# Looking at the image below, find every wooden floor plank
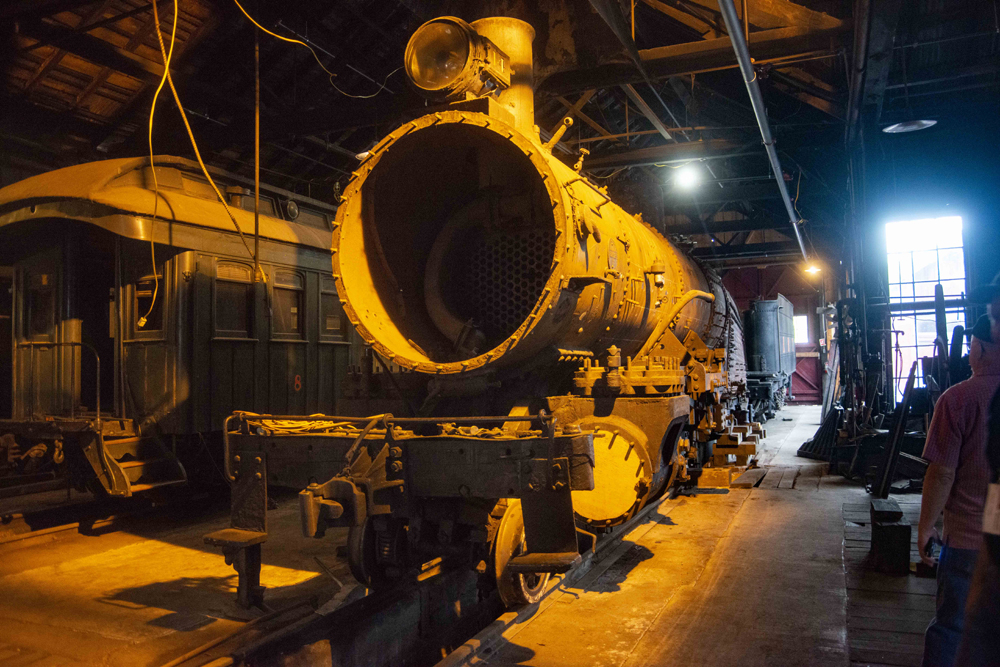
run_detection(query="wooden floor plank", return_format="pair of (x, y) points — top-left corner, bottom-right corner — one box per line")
(848, 615), (928, 634)
(758, 467), (783, 489)
(849, 627), (925, 647)
(778, 467), (798, 489)
(850, 647), (922, 667)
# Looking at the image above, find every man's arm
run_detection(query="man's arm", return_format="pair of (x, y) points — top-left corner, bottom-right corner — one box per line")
(918, 462), (956, 565)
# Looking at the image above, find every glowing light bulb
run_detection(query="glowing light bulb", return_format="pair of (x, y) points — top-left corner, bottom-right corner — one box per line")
(805, 265), (821, 274)
(675, 164), (701, 189)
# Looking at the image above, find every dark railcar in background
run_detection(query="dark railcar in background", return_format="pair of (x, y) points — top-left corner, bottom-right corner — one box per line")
(743, 295), (795, 420)
(0, 156), (352, 497)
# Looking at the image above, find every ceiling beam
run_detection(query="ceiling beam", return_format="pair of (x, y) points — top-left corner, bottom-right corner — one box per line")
(621, 84), (676, 142)
(539, 25), (849, 96)
(677, 0), (845, 30)
(638, 0), (720, 37)
(665, 182), (784, 206)
(19, 18), (166, 82)
(664, 212), (811, 234)
(551, 89), (597, 134)
(556, 95), (614, 137)
(864, 0), (903, 122)
(690, 240), (803, 260)
(585, 139), (747, 169)
(0, 0), (100, 21)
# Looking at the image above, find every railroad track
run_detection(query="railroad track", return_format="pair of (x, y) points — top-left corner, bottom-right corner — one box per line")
(161, 490), (681, 667)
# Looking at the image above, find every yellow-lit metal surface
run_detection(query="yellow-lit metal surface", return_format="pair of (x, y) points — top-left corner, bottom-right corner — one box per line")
(0, 156), (332, 252)
(333, 109), (732, 379)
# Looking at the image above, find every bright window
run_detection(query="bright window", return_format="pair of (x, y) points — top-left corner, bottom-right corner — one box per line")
(885, 216), (966, 400)
(794, 315), (809, 344)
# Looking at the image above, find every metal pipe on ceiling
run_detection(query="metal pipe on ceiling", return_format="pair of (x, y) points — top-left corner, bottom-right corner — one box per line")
(716, 0), (809, 262)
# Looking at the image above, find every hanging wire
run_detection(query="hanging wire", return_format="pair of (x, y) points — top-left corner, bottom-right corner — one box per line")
(139, 0), (180, 327)
(230, 0), (401, 98)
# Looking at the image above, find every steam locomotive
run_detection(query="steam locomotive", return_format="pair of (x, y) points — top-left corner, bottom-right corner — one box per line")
(208, 16), (768, 609)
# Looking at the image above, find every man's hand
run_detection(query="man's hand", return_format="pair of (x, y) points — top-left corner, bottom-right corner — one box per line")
(918, 462), (956, 567)
(918, 525), (941, 566)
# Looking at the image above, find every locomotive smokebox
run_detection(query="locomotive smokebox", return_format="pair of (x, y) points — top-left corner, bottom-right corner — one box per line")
(334, 19), (736, 381)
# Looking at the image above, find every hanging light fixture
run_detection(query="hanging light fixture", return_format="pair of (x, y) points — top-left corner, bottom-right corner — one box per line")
(882, 119), (937, 133)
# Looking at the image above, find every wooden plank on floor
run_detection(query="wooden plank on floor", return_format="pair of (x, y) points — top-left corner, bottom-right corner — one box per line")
(847, 590), (936, 611)
(848, 615), (929, 634)
(758, 467), (784, 489)
(730, 468), (767, 488)
(848, 604), (936, 622)
(850, 627), (925, 648)
(850, 646), (922, 667)
(778, 468), (798, 489)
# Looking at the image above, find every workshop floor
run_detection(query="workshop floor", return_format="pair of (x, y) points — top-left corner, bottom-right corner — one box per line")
(478, 405), (904, 667)
(0, 490), (352, 666)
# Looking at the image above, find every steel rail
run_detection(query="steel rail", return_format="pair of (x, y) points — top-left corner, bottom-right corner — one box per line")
(716, 0), (809, 262)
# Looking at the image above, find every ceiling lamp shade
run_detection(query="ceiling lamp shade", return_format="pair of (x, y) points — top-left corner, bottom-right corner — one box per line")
(882, 119), (937, 133)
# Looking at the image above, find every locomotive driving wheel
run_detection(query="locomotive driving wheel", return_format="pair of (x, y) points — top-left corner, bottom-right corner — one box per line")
(494, 499), (549, 607)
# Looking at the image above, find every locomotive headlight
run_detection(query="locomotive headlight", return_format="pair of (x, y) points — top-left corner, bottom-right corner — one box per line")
(404, 17), (511, 100)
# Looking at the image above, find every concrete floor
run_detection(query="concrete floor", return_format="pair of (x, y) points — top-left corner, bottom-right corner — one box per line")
(479, 405), (872, 667)
(0, 491), (352, 666)
(0, 405), (912, 667)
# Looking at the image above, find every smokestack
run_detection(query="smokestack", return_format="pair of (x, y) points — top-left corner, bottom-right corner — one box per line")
(470, 18), (535, 135)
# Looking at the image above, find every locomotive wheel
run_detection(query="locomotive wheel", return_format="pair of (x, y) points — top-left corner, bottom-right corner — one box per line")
(494, 499), (549, 608)
(570, 417), (653, 528)
(347, 518), (396, 589)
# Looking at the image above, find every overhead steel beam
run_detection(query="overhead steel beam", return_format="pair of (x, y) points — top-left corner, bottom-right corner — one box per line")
(664, 214), (806, 235)
(585, 139), (745, 169)
(665, 182), (783, 206)
(863, 0), (903, 123)
(639, 0), (720, 37)
(621, 84), (675, 142)
(540, 25), (848, 95)
(717, 0), (808, 262)
(677, 0), (845, 30)
(690, 241), (803, 260)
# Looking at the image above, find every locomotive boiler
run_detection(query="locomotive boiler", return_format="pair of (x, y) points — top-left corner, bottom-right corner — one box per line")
(212, 16), (755, 609)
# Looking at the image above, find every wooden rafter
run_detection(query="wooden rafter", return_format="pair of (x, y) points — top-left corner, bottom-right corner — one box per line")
(556, 94), (615, 138)
(21, 0), (115, 93)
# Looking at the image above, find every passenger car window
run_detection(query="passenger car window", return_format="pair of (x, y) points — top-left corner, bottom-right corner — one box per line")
(320, 276), (345, 340)
(26, 273), (55, 339)
(273, 271), (303, 338)
(216, 263), (252, 337)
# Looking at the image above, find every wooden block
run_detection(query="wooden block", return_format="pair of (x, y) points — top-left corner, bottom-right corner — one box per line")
(870, 520), (912, 575)
(730, 468), (767, 488)
(717, 432), (742, 445)
(697, 467), (732, 488)
(871, 498), (904, 523)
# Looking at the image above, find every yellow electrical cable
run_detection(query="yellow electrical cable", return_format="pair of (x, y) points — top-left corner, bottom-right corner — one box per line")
(140, 0), (179, 328)
(150, 0), (258, 268)
(230, 0), (400, 99)
(230, 0), (336, 81)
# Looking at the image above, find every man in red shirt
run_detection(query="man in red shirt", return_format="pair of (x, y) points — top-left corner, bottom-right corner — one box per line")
(919, 313), (1000, 667)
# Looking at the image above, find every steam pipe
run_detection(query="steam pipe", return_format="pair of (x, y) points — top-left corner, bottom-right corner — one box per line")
(716, 0), (809, 262)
